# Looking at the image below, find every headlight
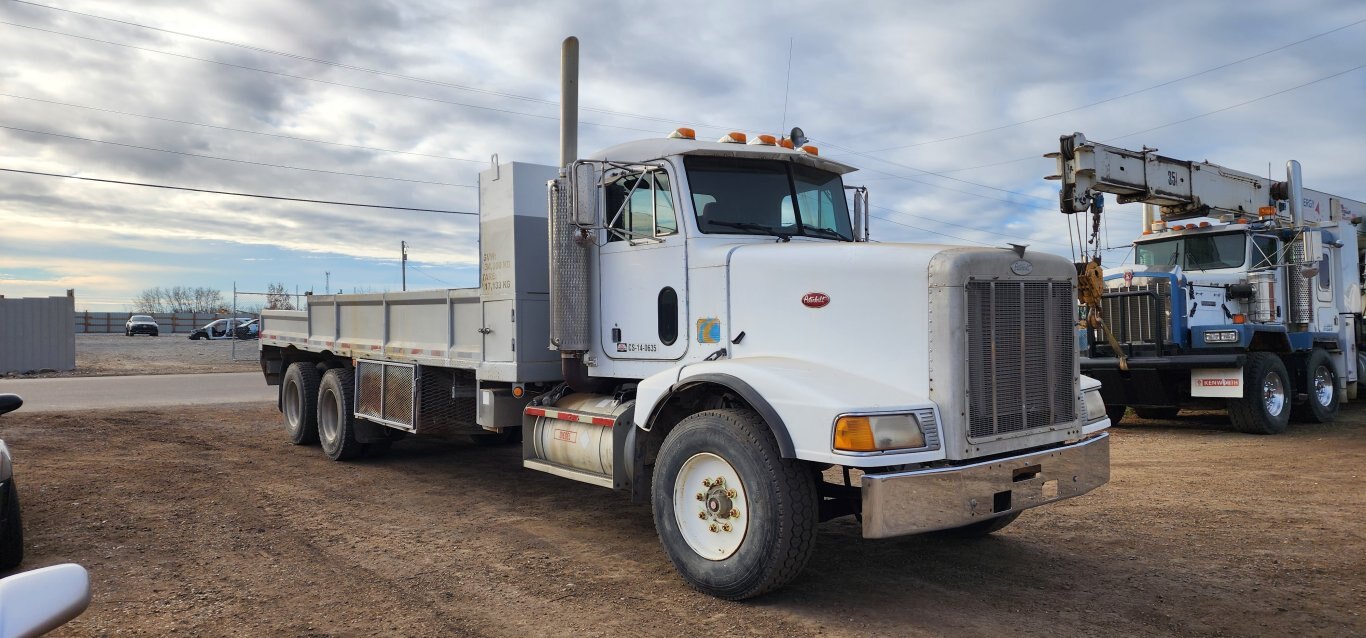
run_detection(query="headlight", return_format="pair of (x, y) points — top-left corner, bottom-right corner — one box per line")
(1084, 388), (1107, 424)
(1204, 330), (1239, 343)
(834, 413), (926, 452)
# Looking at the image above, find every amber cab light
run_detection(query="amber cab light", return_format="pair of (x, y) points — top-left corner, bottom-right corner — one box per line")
(668, 127), (696, 140)
(718, 131), (747, 144)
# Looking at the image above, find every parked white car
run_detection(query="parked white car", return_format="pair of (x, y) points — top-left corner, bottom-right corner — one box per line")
(188, 318), (252, 341)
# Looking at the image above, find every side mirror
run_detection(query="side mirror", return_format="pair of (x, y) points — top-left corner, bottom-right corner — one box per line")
(0, 564), (91, 637)
(571, 162), (599, 226)
(0, 396), (21, 418)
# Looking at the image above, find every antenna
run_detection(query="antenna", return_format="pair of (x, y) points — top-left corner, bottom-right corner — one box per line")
(780, 37), (794, 132)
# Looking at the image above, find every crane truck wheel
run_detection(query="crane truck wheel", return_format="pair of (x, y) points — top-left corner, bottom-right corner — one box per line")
(281, 363), (322, 445)
(1291, 348), (1339, 423)
(317, 368), (365, 461)
(1134, 407), (1180, 420)
(1227, 352), (1291, 435)
(651, 409), (818, 600)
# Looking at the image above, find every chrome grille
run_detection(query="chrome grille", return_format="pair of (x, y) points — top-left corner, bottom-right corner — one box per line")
(1100, 279), (1170, 344)
(966, 280), (1076, 440)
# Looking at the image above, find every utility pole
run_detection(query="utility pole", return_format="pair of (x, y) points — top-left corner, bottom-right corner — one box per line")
(401, 241), (408, 291)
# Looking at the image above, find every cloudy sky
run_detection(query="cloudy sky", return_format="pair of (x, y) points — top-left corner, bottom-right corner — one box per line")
(2, 0), (1363, 310)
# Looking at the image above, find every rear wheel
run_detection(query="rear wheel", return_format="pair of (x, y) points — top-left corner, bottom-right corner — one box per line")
(1134, 407), (1180, 420)
(317, 368), (365, 461)
(1228, 352), (1290, 435)
(1291, 348), (1339, 423)
(652, 409), (817, 600)
(281, 363), (321, 445)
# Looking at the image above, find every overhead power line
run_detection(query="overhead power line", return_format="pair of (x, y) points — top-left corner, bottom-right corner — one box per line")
(0, 94), (487, 164)
(5, 0), (746, 132)
(0, 168), (478, 214)
(0, 20), (665, 135)
(0, 124), (476, 188)
(860, 17), (1366, 154)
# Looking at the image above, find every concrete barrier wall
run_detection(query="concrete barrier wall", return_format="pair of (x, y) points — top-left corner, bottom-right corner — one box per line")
(0, 292), (77, 373)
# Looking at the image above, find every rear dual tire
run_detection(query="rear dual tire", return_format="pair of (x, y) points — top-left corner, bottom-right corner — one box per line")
(281, 363), (321, 445)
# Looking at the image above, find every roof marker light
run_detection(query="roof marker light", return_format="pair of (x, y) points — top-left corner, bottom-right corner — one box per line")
(778, 138), (795, 149)
(668, 127), (696, 140)
(718, 131), (747, 144)
(1258, 206), (1276, 217)
(1199, 221), (1211, 228)
(748, 134), (777, 146)
(800, 145), (819, 155)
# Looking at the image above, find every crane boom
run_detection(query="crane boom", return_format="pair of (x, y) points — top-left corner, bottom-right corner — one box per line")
(1047, 132), (1365, 224)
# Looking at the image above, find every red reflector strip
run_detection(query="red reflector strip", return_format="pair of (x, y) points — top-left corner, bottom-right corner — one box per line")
(523, 407), (614, 427)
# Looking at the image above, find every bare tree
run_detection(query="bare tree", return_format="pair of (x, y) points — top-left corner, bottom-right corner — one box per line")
(130, 286), (225, 313)
(266, 282), (295, 310)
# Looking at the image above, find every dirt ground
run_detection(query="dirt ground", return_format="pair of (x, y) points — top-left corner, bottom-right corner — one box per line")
(1, 402), (1361, 637)
(3, 334), (256, 378)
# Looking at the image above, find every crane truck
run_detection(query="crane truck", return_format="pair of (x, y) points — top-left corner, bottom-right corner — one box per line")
(1052, 132), (1365, 434)
(257, 39), (1112, 599)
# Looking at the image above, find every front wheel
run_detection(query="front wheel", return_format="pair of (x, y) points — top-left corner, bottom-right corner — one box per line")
(1291, 348), (1339, 423)
(0, 479), (23, 571)
(1228, 352), (1291, 435)
(651, 409), (817, 600)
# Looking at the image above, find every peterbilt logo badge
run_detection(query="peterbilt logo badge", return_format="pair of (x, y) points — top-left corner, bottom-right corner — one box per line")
(1010, 260), (1034, 276)
(1124, 270), (1134, 285)
(801, 292), (830, 308)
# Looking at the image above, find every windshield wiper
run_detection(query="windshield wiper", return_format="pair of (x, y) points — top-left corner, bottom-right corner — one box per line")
(800, 226), (849, 241)
(708, 220), (794, 241)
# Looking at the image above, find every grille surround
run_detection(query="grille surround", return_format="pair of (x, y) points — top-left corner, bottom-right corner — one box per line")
(1100, 278), (1171, 344)
(965, 279), (1077, 441)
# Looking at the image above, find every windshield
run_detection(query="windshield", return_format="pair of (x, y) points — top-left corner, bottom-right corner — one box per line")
(1134, 232), (1246, 271)
(130, 315), (152, 321)
(684, 156), (853, 240)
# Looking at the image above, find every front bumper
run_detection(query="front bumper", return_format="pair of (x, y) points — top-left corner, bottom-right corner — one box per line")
(127, 325), (158, 334)
(860, 433), (1110, 538)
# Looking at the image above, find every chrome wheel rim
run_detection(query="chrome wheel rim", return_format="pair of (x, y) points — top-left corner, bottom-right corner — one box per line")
(318, 387), (340, 445)
(1263, 371), (1286, 417)
(673, 452), (749, 561)
(1313, 365), (1334, 407)
(284, 379), (302, 430)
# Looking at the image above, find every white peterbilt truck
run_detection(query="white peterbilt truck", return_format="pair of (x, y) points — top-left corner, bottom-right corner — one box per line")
(1053, 132), (1366, 434)
(257, 39), (1111, 599)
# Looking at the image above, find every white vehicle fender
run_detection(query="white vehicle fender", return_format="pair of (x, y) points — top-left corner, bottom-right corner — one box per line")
(635, 357), (939, 464)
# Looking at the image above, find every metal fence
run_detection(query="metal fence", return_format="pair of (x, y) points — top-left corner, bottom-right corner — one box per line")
(0, 292), (77, 374)
(74, 311), (248, 334)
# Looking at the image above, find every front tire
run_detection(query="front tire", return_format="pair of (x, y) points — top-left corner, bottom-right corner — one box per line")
(281, 363), (321, 445)
(0, 479), (23, 571)
(1228, 352), (1291, 435)
(1291, 348), (1339, 423)
(651, 409), (817, 600)
(317, 368), (364, 461)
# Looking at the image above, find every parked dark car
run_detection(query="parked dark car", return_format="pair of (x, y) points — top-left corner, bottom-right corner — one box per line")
(0, 394), (25, 571)
(124, 315), (159, 337)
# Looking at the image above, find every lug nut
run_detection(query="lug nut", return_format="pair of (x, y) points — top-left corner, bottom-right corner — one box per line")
(709, 524), (719, 533)
(695, 492), (704, 501)
(729, 508), (740, 519)
(725, 489), (737, 499)
(722, 523), (732, 532)
(698, 512), (707, 520)
(715, 477), (725, 485)
(701, 478), (712, 487)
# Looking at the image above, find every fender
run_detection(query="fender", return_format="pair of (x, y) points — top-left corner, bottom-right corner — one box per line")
(636, 357), (946, 467)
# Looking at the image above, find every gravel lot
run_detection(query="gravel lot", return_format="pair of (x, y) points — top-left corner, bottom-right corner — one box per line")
(3, 334), (256, 378)
(1, 402), (1361, 637)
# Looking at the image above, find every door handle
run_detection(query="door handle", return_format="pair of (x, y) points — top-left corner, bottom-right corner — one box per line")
(478, 327), (492, 334)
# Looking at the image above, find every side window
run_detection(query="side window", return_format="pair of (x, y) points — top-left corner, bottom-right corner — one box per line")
(605, 171), (675, 242)
(657, 287), (678, 345)
(1319, 251), (1331, 291)
(1251, 236), (1279, 269)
